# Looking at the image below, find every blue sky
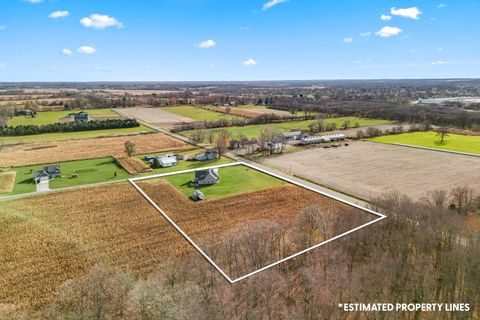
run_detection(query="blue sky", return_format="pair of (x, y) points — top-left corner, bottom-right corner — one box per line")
(0, 0), (479, 81)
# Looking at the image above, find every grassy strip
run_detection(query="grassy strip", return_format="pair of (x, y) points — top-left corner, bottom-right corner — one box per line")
(181, 117), (393, 139)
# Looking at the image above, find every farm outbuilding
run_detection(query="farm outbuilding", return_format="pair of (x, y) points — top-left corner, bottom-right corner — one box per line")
(192, 189), (205, 201)
(300, 134), (346, 145)
(152, 155), (177, 168)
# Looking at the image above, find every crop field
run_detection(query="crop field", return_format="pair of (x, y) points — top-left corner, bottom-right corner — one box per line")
(260, 141), (480, 200)
(181, 116), (394, 139)
(138, 179), (375, 279)
(8, 109), (121, 126)
(161, 164), (285, 200)
(0, 178), (375, 309)
(0, 124), (154, 145)
(369, 131), (480, 155)
(0, 133), (185, 167)
(0, 172), (16, 193)
(114, 106), (194, 126)
(6, 157), (130, 195)
(0, 184), (194, 310)
(115, 157), (152, 174)
(162, 105), (241, 121)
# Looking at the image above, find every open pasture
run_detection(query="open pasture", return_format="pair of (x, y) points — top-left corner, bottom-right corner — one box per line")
(260, 141), (480, 200)
(114, 106), (194, 126)
(369, 131), (480, 155)
(8, 109), (121, 126)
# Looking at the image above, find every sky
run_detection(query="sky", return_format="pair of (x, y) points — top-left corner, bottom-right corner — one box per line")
(0, 0), (479, 81)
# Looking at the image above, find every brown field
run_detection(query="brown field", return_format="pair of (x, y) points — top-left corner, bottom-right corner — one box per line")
(0, 133), (185, 167)
(214, 106), (292, 118)
(0, 172), (16, 193)
(260, 141), (480, 200)
(114, 107), (193, 127)
(0, 183), (193, 310)
(0, 180), (374, 309)
(115, 156), (152, 174)
(139, 181), (375, 278)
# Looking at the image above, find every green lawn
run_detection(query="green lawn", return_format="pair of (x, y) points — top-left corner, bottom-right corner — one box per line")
(161, 164), (285, 201)
(162, 105), (241, 122)
(8, 108), (120, 126)
(136, 149), (234, 176)
(0, 124), (154, 145)
(182, 116), (393, 139)
(369, 131), (480, 155)
(4, 157), (130, 196)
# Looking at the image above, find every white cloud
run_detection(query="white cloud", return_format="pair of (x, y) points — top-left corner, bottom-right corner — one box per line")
(242, 58), (257, 66)
(431, 60), (447, 65)
(360, 31), (372, 37)
(24, 0), (43, 3)
(437, 3), (447, 8)
(49, 11), (69, 19)
(62, 48), (73, 56)
(375, 26), (402, 37)
(77, 46), (96, 54)
(390, 7), (422, 19)
(262, 0), (287, 11)
(343, 37), (353, 44)
(80, 14), (123, 29)
(380, 14), (392, 21)
(196, 39), (216, 49)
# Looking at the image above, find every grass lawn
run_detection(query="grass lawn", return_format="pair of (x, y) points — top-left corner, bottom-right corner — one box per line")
(181, 116), (393, 139)
(0, 124), (154, 145)
(162, 105), (241, 122)
(135, 148), (234, 176)
(5, 157), (130, 196)
(8, 108), (120, 126)
(161, 164), (285, 201)
(369, 131), (480, 155)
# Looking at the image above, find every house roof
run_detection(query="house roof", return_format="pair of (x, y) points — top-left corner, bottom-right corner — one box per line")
(159, 156), (177, 164)
(281, 131), (302, 137)
(194, 168), (219, 181)
(34, 171), (49, 179)
(44, 165), (60, 172)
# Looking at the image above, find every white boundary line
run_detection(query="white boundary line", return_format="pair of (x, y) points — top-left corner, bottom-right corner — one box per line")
(129, 161), (387, 283)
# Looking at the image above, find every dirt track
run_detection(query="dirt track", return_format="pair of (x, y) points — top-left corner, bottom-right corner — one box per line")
(260, 141), (480, 200)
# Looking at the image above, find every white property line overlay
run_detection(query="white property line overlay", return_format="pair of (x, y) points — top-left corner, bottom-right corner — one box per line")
(129, 161), (387, 284)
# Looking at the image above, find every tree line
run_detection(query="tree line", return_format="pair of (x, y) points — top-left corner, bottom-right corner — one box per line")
(0, 119), (140, 136)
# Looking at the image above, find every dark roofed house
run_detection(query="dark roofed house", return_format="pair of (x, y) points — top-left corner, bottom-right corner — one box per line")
(34, 165), (61, 184)
(70, 111), (90, 123)
(191, 168), (220, 186)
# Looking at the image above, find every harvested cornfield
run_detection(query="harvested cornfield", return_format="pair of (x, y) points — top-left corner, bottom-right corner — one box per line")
(0, 180), (375, 309)
(115, 156), (152, 174)
(0, 172), (16, 193)
(0, 183), (193, 310)
(139, 181), (375, 278)
(216, 107), (260, 118)
(0, 133), (185, 167)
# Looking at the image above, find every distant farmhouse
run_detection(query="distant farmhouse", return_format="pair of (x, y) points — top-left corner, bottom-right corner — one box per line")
(15, 109), (36, 117)
(70, 111), (90, 123)
(191, 168), (220, 186)
(33, 165), (61, 184)
(194, 149), (219, 161)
